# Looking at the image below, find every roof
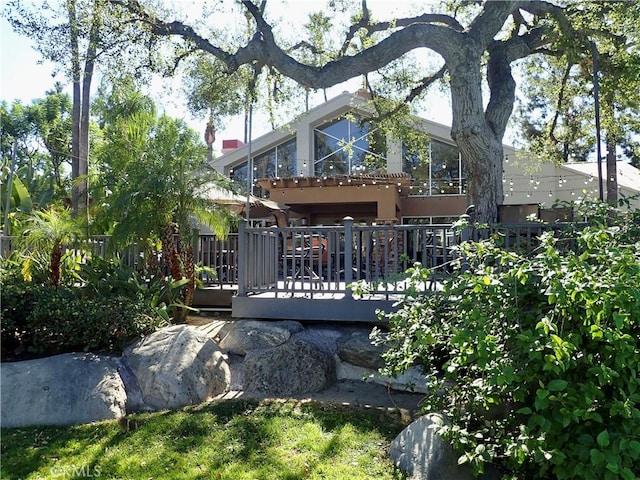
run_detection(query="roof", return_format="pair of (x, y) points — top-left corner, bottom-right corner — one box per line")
(561, 162), (640, 194)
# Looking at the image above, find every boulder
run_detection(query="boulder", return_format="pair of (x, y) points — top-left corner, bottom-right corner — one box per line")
(122, 325), (230, 411)
(336, 359), (430, 394)
(390, 414), (471, 480)
(336, 329), (386, 369)
(242, 339), (336, 395)
(1, 353), (126, 428)
(389, 414), (501, 480)
(291, 325), (349, 355)
(215, 320), (296, 355)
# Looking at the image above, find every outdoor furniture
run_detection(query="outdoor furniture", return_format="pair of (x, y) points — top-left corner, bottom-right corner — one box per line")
(283, 234), (324, 289)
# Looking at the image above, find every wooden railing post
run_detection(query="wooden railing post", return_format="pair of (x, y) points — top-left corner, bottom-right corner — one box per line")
(343, 216), (354, 300)
(237, 220), (247, 297)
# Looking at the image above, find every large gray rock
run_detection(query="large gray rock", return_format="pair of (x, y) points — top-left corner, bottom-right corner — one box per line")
(243, 339), (336, 395)
(291, 325), (350, 355)
(390, 414), (474, 480)
(1, 353), (126, 428)
(215, 320), (298, 355)
(336, 357), (430, 394)
(122, 325), (230, 410)
(336, 329), (386, 369)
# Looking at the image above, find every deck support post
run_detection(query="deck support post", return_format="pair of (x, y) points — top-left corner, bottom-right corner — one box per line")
(343, 216), (354, 300)
(237, 220), (247, 296)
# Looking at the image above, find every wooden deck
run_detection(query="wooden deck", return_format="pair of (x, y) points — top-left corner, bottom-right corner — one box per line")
(2, 220), (557, 323)
(195, 276), (444, 322)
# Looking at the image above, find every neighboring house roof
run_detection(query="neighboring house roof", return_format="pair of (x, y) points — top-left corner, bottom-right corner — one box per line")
(561, 162), (640, 194)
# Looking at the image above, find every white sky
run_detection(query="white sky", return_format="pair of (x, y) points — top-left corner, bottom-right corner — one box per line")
(0, 1), (456, 152)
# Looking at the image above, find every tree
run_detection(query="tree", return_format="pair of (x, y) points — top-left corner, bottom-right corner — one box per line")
(6, 0), (100, 217)
(20, 206), (82, 286)
(515, 2), (640, 205)
(112, 0), (617, 223)
(92, 80), (236, 316)
(5, 0), (166, 216)
(1, 86), (75, 213)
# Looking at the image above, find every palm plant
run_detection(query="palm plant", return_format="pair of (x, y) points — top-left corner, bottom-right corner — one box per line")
(93, 82), (236, 319)
(20, 206), (82, 286)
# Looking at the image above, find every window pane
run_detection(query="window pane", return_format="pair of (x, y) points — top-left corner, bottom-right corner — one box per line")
(276, 139), (297, 177)
(314, 118), (350, 175)
(314, 117), (386, 176)
(403, 143), (431, 195)
(254, 149), (276, 180)
(231, 162), (248, 192)
(431, 140), (461, 194)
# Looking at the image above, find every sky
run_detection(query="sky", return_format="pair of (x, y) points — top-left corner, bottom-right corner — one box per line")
(0, 1), (455, 153)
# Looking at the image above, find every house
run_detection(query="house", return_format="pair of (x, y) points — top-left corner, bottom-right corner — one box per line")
(210, 90), (639, 224)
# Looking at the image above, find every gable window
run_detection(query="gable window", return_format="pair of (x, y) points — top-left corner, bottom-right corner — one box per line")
(253, 138), (297, 180)
(314, 116), (386, 176)
(403, 139), (465, 195)
(230, 138), (297, 195)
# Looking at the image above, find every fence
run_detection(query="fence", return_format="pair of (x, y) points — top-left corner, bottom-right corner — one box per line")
(1, 221), (572, 300)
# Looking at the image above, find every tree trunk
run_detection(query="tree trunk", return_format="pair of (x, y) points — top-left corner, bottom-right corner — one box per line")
(448, 53), (504, 224)
(606, 134), (618, 206)
(78, 11), (99, 220)
(50, 242), (62, 286)
(68, 0), (81, 216)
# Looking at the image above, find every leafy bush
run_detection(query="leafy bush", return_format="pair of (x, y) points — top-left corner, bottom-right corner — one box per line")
(374, 203), (640, 479)
(0, 270), (43, 351)
(27, 288), (168, 354)
(1, 256), (171, 357)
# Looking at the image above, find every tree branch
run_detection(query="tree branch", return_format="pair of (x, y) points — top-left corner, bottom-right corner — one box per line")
(549, 63), (572, 145)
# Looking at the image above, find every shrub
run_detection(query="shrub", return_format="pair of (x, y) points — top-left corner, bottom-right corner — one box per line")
(1, 256), (171, 357)
(0, 270), (44, 351)
(26, 290), (166, 354)
(374, 203), (640, 479)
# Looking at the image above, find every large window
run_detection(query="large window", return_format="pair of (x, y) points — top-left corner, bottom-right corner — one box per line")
(230, 139), (297, 195)
(230, 163), (248, 192)
(403, 139), (465, 195)
(253, 139), (297, 180)
(314, 117), (386, 176)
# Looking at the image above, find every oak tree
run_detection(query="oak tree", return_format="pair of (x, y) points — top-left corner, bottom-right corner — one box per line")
(113, 0), (621, 222)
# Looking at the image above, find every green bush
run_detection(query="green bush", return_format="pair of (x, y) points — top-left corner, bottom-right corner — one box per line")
(1, 257), (170, 357)
(374, 203), (640, 479)
(26, 289), (166, 354)
(0, 270), (43, 351)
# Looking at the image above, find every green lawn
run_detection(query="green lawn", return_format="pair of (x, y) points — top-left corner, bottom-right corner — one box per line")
(1, 399), (409, 479)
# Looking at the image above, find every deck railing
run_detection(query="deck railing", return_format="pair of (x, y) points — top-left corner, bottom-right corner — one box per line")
(1, 220), (574, 300)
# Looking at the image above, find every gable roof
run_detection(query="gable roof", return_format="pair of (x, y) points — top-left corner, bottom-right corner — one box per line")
(561, 162), (640, 194)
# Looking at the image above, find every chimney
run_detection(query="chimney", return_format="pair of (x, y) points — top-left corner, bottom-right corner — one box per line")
(355, 88), (372, 100)
(222, 139), (244, 154)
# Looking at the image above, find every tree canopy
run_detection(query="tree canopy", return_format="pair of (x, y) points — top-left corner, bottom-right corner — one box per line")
(109, 0), (638, 223)
(514, 1), (640, 204)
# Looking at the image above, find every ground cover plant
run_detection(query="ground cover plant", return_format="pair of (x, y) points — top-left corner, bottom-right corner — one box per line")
(1, 399), (409, 480)
(373, 201), (640, 479)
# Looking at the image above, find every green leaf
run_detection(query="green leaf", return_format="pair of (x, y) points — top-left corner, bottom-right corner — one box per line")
(596, 430), (610, 448)
(590, 448), (605, 466)
(547, 379), (568, 392)
(627, 440), (640, 459)
(578, 434), (594, 446)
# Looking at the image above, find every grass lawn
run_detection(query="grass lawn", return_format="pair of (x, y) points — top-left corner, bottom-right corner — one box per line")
(1, 399), (410, 479)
